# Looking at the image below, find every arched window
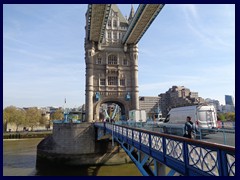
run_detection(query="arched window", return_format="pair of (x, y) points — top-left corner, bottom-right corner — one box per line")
(108, 55), (117, 65)
(113, 20), (117, 27)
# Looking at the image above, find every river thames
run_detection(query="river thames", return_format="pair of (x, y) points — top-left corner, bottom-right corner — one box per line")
(3, 138), (141, 176)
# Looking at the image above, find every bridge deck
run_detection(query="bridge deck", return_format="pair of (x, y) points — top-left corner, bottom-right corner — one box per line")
(122, 4), (165, 44)
(87, 4), (111, 42)
(94, 122), (235, 176)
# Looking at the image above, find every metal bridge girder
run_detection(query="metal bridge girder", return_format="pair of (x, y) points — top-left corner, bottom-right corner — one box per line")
(87, 4), (111, 43)
(122, 4), (165, 45)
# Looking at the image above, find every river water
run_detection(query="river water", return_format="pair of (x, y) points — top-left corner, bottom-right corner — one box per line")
(3, 138), (141, 176)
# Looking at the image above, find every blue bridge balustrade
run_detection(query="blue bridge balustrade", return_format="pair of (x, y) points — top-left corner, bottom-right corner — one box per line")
(94, 122), (235, 176)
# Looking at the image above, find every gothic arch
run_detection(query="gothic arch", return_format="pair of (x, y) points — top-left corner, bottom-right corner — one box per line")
(93, 97), (129, 121)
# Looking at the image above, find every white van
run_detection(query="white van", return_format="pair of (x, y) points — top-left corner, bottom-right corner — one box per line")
(163, 105), (218, 136)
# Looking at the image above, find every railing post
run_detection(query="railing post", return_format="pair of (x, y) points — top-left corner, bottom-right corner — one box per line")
(162, 136), (166, 163)
(132, 127), (134, 144)
(126, 128), (128, 144)
(219, 150), (231, 176)
(183, 141), (189, 175)
(149, 133), (152, 155)
(122, 125), (123, 137)
(139, 130), (141, 148)
(112, 124), (114, 147)
(103, 122), (106, 135)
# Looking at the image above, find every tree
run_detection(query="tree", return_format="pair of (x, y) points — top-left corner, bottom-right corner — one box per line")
(3, 109), (11, 132)
(225, 112), (235, 121)
(3, 106), (16, 123)
(13, 108), (26, 132)
(39, 114), (50, 130)
(39, 113), (48, 126)
(25, 107), (41, 131)
(3, 106), (18, 131)
(218, 113), (226, 121)
(51, 109), (63, 120)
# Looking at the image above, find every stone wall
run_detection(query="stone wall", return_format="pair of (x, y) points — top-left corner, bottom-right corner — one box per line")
(37, 123), (131, 166)
(51, 123), (95, 154)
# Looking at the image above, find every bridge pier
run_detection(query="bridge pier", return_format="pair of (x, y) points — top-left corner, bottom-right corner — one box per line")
(36, 123), (131, 167)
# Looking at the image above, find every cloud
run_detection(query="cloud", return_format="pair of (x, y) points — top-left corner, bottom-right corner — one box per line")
(181, 4), (199, 19)
(180, 4), (234, 50)
(4, 34), (34, 47)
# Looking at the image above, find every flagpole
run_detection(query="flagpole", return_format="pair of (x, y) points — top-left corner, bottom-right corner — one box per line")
(63, 97), (68, 123)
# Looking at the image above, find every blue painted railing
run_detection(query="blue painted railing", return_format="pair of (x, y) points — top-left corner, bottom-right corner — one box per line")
(94, 122), (235, 176)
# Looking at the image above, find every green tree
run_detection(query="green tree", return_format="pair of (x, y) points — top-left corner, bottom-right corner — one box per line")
(225, 112), (235, 121)
(25, 107), (41, 131)
(3, 108), (11, 132)
(3, 106), (17, 123)
(51, 109), (63, 120)
(3, 106), (27, 132)
(218, 113), (226, 121)
(13, 108), (26, 132)
(3, 106), (18, 131)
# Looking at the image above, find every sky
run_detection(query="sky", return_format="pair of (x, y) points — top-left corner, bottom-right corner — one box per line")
(3, 4), (235, 108)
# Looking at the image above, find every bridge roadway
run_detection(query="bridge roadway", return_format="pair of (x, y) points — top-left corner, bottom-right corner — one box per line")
(120, 122), (235, 147)
(200, 131), (235, 147)
(94, 122), (235, 176)
(143, 124), (235, 147)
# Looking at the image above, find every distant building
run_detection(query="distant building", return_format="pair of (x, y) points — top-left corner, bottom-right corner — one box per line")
(225, 95), (234, 106)
(205, 98), (221, 112)
(222, 104), (235, 113)
(159, 85), (205, 117)
(139, 96), (161, 119)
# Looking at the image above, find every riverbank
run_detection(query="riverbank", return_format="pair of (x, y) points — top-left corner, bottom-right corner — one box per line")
(3, 131), (52, 139)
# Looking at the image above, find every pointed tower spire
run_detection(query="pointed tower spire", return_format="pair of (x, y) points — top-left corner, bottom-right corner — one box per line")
(128, 4), (135, 23)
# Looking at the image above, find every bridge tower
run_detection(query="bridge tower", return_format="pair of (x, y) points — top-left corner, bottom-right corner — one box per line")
(85, 4), (138, 122)
(85, 4), (164, 122)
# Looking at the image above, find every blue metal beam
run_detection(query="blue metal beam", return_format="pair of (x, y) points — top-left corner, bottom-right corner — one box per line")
(167, 169), (177, 176)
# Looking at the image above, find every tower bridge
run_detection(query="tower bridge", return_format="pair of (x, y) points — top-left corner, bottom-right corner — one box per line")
(37, 5), (235, 176)
(85, 4), (165, 122)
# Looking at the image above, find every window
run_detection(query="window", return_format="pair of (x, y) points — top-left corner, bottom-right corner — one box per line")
(120, 79), (125, 86)
(113, 12), (118, 17)
(113, 32), (118, 39)
(113, 20), (117, 27)
(108, 76), (118, 85)
(108, 20), (111, 27)
(97, 57), (102, 64)
(100, 79), (105, 86)
(123, 59), (127, 65)
(108, 31), (111, 39)
(108, 55), (117, 65)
